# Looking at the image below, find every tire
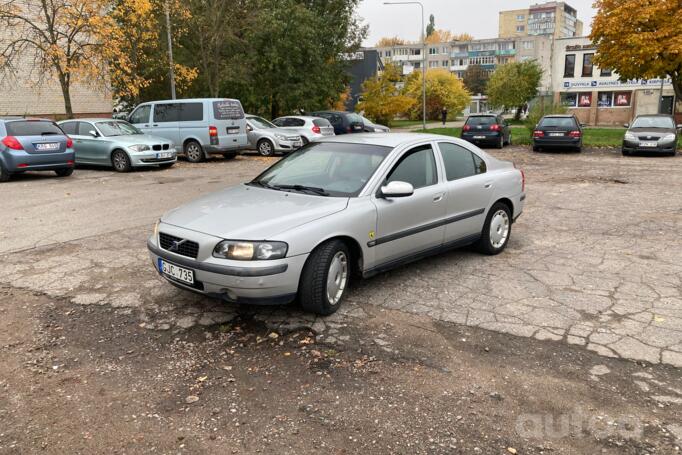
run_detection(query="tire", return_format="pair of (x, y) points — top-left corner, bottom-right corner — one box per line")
(0, 163), (11, 182)
(621, 149), (629, 156)
(222, 153), (236, 160)
(476, 202), (512, 256)
(301, 137), (309, 147)
(532, 145), (540, 152)
(299, 240), (350, 315)
(111, 150), (132, 172)
(496, 135), (504, 149)
(158, 163), (174, 169)
(184, 140), (204, 163)
(575, 146), (582, 153)
(257, 139), (275, 157)
(55, 168), (74, 177)
(507, 134), (512, 146)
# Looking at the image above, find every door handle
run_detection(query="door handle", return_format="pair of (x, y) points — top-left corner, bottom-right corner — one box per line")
(484, 182), (493, 189)
(433, 193), (444, 202)
(152, 124), (159, 127)
(143, 124), (149, 127)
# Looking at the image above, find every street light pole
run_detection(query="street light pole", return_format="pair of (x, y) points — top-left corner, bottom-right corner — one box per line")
(384, 1), (426, 131)
(164, 0), (177, 100)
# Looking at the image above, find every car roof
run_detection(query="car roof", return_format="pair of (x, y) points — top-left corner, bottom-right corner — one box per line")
(59, 118), (119, 123)
(1, 117), (52, 122)
(311, 111), (356, 115)
(138, 98), (240, 104)
(319, 132), (454, 148)
(542, 115), (575, 118)
(468, 114), (497, 117)
(276, 115), (318, 120)
(635, 114), (674, 118)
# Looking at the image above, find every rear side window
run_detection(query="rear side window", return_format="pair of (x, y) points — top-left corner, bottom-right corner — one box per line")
(272, 118), (285, 127)
(439, 142), (477, 181)
(466, 116), (495, 126)
(5, 121), (63, 136)
(313, 118), (331, 127)
(539, 117), (577, 128)
(181, 103), (204, 121)
(60, 122), (78, 135)
(154, 103), (182, 122)
(129, 105), (151, 124)
(386, 145), (438, 190)
(212, 100), (244, 120)
(289, 118), (305, 127)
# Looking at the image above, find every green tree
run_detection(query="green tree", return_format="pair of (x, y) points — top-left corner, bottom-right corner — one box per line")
(356, 63), (416, 126)
(426, 14), (435, 37)
(462, 64), (489, 95)
(403, 68), (470, 121)
(487, 61), (542, 120)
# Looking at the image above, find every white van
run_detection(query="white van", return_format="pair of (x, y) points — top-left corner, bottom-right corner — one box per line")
(128, 98), (248, 162)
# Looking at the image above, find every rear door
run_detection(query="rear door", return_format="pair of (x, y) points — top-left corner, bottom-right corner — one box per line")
(211, 99), (248, 150)
(6, 120), (67, 154)
(151, 103), (181, 149)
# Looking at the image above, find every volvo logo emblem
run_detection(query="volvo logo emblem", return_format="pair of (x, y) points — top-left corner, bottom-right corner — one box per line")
(168, 239), (187, 252)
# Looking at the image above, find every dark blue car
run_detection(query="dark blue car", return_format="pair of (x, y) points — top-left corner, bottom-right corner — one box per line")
(0, 118), (75, 182)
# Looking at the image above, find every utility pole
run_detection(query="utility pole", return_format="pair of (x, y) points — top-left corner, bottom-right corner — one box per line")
(164, 0), (176, 100)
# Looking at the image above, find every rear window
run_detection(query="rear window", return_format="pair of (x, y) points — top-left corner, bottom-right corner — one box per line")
(5, 120), (63, 136)
(313, 118), (331, 127)
(212, 100), (244, 120)
(539, 117), (577, 128)
(346, 113), (363, 124)
(466, 116), (496, 126)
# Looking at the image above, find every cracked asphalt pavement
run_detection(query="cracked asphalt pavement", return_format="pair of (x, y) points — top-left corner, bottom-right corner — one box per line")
(1, 147), (681, 453)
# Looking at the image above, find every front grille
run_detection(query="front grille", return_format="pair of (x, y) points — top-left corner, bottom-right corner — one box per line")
(152, 144), (161, 151)
(637, 136), (659, 141)
(159, 232), (199, 259)
(163, 143), (170, 150)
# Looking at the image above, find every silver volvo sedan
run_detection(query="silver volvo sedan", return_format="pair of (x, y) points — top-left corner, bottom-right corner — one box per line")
(147, 133), (526, 315)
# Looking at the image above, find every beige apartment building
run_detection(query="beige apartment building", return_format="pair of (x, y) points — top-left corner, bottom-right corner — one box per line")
(499, 1), (583, 39)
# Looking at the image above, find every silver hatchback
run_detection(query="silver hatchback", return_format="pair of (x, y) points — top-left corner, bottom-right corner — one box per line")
(147, 133), (526, 315)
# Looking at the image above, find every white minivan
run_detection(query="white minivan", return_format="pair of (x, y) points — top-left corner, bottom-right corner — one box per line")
(128, 98), (248, 162)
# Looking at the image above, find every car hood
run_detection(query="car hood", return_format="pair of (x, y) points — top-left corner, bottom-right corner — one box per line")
(107, 134), (172, 144)
(161, 184), (349, 239)
(628, 127), (676, 137)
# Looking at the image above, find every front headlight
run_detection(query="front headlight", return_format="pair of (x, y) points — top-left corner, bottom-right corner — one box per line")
(624, 132), (637, 142)
(662, 134), (676, 142)
(213, 240), (288, 260)
(274, 134), (287, 141)
(129, 144), (151, 152)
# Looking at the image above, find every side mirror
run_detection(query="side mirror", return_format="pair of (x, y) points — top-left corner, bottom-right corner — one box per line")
(246, 124), (253, 132)
(623, 123), (629, 128)
(88, 130), (98, 138)
(380, 181), (414, 198)
(580, 123), (587, 128)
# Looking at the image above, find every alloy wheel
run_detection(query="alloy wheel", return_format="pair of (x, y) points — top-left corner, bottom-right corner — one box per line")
(489, 209), (510, 249)
(326, 251), (348, 306)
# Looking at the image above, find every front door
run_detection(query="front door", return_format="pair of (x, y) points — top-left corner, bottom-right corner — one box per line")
(437, 142), (493, 243)
(128, 105), (152, 133)
(371, 143), (446, 265)
(151, 103), (181, 150)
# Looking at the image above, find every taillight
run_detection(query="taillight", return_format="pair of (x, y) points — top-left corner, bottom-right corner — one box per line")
(66, 136), (73, 148)
(463, 125), (471, 131)
(569, 130), (581, 138)
(312, 125), (321, 134)
(533, 130), (544, 138)
(208, 125), (218, 137)
(490, 124), (501, 131)
(2, 136), (23, 150)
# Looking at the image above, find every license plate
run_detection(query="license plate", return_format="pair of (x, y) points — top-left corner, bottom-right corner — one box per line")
(640, 141), (657, 147)
(549, 132), (564, 137)
(35, 142), (59, 151)
(226, 127), (240, 135)
(157, 152), (173, 159)
(158, 259), (194, 285)
(473, 136), (486, 139)
(353, 126), (363, 130)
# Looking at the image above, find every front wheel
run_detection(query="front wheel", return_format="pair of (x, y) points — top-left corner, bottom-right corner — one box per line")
(184, 140), (204, 163)
(257, 139), (275, 157)
(496, 136), (504, 149)
(299, 240), (350, 315)
(477, 203), (512, 255)
(55, 168), (74, 177)
(111, 150), (132, 172)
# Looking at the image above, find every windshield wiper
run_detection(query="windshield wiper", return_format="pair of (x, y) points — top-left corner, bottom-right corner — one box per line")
(274, 184), (329, 196)
(248, 180), (279, 191)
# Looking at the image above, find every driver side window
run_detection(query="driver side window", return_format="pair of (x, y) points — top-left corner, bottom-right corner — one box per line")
(386, 145), (437, 190)
(129, 105), (151, 124)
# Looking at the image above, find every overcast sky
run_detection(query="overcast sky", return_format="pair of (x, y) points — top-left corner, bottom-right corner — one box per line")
(357, 0), (596, 46)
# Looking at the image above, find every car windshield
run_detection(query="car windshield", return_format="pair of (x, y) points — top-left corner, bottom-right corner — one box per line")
(248, 116), (276, 129)
(539, 117), (577, 128)
(631, 116), (674, 129)
(466, 116), (496, 126)
(5, 120), (63, 136)
(250, 142), (392, 197)
(96, 121), (142, 136)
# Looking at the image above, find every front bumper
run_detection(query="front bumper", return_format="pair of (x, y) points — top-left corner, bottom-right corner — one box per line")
(147, 232), (307, 305)
(622, 140), (676, 154)
(130, 151), (177, 167)
(274, 138), (303, 152)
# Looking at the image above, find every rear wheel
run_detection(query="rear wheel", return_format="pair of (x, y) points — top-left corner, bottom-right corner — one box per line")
(532, 145), (540, 152)
(299, 240), (350, 315)
(0, 163), (11, 182)
(477, 202), (512, 255)
(496, 135), (504, 149)
(257, 139), (275, 157)
(507, 133), (512, 146)
(184, 140), (204, 163)
(111, 150), (132, 172)
(621, 149), (629, 156)
(55, 168), (74, 177)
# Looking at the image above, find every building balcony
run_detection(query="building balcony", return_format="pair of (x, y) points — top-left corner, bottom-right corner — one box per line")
(450, 64), (468, 71)
(451, 51), (468, 58)
(496, 49), (517, 56)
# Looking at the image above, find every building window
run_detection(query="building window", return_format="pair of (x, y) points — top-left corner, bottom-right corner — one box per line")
(597, 92), (613, 107)
(517, 14), (525, 21)
(614, 92), (631, 106)
(442, 60), (449, 67)
(564, 54), (575, 78)
(516, 25), (525, 32)
(600, 67), (612, 77)
(522, 41), (534, 50)
(561, 93), (577, 107)
(578, 92), (592, 107)
(582, 53), (594, 77)
(429, 47), (437, 55)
